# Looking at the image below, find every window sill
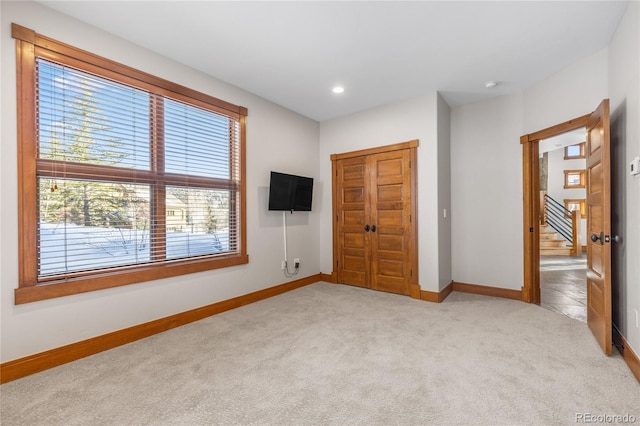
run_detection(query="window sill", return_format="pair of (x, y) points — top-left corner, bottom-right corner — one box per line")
(15, 254), (249, 304)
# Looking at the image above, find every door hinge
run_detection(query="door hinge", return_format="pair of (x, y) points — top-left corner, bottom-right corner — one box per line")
(529, 227), (534, 232)
(336, 215), (339, 222)
(410, 269), (413, 277)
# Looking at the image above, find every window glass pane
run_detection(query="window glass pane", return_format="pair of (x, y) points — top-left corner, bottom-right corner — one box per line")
(37, 59), (150, 170)
(38, 178), (150, 276)
(164, 99), (231, 178)
(565, 200), (586, 217)
(566, 145), (581, 157)
(166, 186), (233, 259)
(567, 173), (581, 185)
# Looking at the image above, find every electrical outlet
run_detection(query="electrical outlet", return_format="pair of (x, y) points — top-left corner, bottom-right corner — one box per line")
(294, 258), (300, 268)
(281, 261), (286, 270)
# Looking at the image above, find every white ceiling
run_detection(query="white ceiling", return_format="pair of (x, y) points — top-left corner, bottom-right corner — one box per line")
(36, 1), (629, 122)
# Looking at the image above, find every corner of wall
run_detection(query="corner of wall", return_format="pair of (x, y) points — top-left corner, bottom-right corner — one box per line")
(437, 93), (452, 290)
(608, 0), (640, 359)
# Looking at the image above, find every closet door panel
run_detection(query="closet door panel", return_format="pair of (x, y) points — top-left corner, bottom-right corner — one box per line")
(369, 150), (412, 295)
(336, 156), (370, 288)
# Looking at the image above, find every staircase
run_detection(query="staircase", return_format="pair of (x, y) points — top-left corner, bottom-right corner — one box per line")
(540, 224), (572, 255)
(540, 194), (581, 256)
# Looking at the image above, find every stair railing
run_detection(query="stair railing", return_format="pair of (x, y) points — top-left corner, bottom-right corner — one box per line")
(543, 194), (581, 255)
(540, 191), (547, 225)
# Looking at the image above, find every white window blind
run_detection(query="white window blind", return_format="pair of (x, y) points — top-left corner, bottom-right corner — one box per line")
(36, 58), (242, 280)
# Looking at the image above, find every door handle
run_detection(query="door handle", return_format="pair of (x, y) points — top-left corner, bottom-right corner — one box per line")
(364, 224), (370, 232)
(371, 225), (377, 233)
(591, 232), (604, 245)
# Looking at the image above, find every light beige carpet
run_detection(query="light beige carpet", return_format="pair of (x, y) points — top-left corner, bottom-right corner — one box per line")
(1, 282), (639, 425)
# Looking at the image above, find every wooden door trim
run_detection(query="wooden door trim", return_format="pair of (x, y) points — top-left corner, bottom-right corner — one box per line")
(330, 139), (418, 161)
(522, 115), (590, 143)
(521, 114), (590, 303)
(521, 137), (539, 303)
(409, 146), (419, 293)
(331, 140), (419, 294)
(331, 157), (340, 283)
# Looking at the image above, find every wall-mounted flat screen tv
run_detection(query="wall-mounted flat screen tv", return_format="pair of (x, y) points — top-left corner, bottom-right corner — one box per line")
(268, 171), (314, 212)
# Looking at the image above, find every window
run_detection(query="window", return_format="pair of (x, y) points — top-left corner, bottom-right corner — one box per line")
(13, 24), (248, 304)
(564, 142), (585, 159)
(564, 169), (586, 189)
(564, 199), (586, 217)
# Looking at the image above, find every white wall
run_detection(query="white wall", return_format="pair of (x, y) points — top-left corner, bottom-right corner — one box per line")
(450, 93), (524, 289)
(0, 1), (320, 362)
(523, 48), (609, 133)
(609, 1), (640, 357)
(546, 148), (587, 246)
(319, 94), (444, 292)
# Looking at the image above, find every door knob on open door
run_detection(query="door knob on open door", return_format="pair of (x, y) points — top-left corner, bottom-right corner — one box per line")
(591, 232), (604, 244)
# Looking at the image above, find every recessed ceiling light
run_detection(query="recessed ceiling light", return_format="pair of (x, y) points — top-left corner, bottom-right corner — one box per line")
(484, 81), (498, 89)
(332, 86), (345, 94)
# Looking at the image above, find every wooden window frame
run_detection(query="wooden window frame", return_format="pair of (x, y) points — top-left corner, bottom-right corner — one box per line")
(564, 199), (586, 217)
(563, 169), (586, 189)
(12, 24), (248, 304)
(564, 142), (585, 159)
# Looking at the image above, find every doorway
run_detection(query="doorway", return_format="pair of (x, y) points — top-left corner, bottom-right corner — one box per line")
(538, 129), (588, 322)
(521, 114), (590, 305)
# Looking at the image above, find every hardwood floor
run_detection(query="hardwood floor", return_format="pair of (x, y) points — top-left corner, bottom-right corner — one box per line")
(540, 253), (587, 322)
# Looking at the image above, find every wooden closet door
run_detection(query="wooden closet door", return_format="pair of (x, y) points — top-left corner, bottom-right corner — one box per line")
(333, 143), (416, 296)
(369, 150), (412, 295)
(335, 156), (370, 288)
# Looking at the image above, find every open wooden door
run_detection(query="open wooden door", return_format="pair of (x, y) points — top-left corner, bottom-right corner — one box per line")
(586, 99), (612, 355)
